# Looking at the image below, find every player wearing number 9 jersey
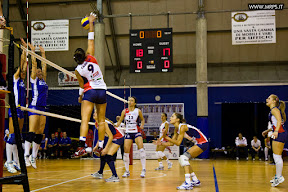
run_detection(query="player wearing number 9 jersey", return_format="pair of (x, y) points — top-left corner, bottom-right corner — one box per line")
(73, 13), (107, 158)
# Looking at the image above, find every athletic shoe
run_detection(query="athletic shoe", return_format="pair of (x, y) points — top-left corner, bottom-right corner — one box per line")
(72, 147), (87, 158)
(155, 166), (164, 170)
(259, 158), (262, 161)
(5, 162), (17, 173)
(168, 162), (173, 169)
(91, 172), (103, 179)
(236, 157), (239, 160)
(94, 147), (103, 157)
(140, 169), (146, 178)
(265, 158), (268, 161)
(122, 171), (130, 178)
(29, 155), (37, 169)
(192, 179), (201, 186)
(176, 181), (193, 190)
(0, 86), (7, 91)
(246, 157), (249, 161)
(105, 175), (120, 182)
(13, 161), (21, 171)
(253, 158), (255, 161)
(25, 156), (31, 167)
(271, 176), (285, 187)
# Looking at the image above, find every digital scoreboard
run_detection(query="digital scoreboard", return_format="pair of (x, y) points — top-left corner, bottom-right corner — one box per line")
(130, 28), (173, 73)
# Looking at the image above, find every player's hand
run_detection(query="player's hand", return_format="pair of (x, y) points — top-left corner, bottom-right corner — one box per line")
(28, 42), (36, 52)
(20, 38), (28, 48)
(89, 12), (97, 23)
(39, 45), (45, 53)
(271, 132), (278, 139)
(78, 96), (83, 103)
(101, 148), (108, 156)
(140, 125), (144, 130)
(262, 130), (268, 137)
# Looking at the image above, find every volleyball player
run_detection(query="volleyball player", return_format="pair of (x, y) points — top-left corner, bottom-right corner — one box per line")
(154, 113), (173, 170)
(5, 38), (27, 173)
(262, 94), (287, 187)
(24, 43), (47, 169)
(115, 96), (146, 178)
(73, 13), (107, 157)
(155, 113), (208, 190)
(91, 112), (124, 182)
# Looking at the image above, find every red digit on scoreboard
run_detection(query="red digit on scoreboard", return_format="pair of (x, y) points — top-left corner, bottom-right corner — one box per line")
(164, 60), (170, 68)
(136, 49), (143, 57)
(137, 61), (143, 69)
(163, 48), (170, 56)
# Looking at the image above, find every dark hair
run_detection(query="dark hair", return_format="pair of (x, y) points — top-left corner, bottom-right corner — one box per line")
(130, 96), (137, 104)
(174, 113), (184, 123)
(182, 119), (187, 123)
(162, 113), (167, 119)
(74, 48), (86, 64)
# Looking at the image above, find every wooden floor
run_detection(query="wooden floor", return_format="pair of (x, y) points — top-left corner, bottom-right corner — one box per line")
(3, 158), (288, 192)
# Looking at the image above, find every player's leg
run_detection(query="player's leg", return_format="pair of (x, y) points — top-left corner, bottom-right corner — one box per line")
(271, 140), (285, 187)
(135, 135), (146, 178)
(122, 138), (133, 177)
(155, 145), (165, 170)
(105, 142), (121, 182)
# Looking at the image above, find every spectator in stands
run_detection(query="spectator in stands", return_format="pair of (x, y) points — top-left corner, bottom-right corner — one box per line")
(59, 132), (72, 158)
(48, 133), (58, 158)
(251, 136), (262, 161)
(235, 133), (248, 160)
(38, 134), (48, 159)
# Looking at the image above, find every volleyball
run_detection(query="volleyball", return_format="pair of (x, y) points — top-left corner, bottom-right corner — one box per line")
(81, 16), (90, 29)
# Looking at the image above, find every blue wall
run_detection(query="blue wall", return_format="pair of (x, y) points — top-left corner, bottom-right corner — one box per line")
(46, 85), (288, 150)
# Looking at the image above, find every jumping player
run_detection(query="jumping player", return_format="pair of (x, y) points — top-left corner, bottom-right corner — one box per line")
(74, 13), (107, 157)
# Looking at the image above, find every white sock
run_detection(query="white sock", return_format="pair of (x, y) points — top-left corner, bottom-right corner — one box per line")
(191, 172), (198, 181)
(24, 141), (31, 157)
(264, 147), (268, 159)
(85, 147), (92, 153)
(185, 174), (192, 184)
(166, 158), (171, 164)
(79, 136), (86, 141)
(12, 144), (19, 165)
(32, 142), (40, 159)
(123, 153), (130, 172)
(273, 153), (283, 178)
(98, 140), (104, 148)
(139, 148), (146, 170)
(6, 143), (13, 163)
(159, 162), (163, 167)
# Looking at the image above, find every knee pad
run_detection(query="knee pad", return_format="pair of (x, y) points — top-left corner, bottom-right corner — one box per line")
(273, 153), (283, 165)
(123, 153), (129, 163)
(139, 148), (146, 159)
(34, 134), (43, 144)
(158, 151), (165, 159)
(179, 155), (190, 167)
(7, 133), (16, 144)
(25, 132), (35, 143)
(155, 151), (160, 159)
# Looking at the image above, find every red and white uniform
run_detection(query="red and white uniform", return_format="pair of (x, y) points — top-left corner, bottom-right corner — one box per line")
(178, 123), (208, 145)
(125, 108), (140, 133)
(159, 121), (169, 142)
(75, 55), (107, 92)
(105, 120), (124, 139)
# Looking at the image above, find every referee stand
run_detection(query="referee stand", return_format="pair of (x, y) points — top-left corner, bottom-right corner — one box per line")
(0, 33), (30, 192)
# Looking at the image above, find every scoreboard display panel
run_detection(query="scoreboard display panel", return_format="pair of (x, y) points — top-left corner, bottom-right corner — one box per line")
(130, 28), (173, 73)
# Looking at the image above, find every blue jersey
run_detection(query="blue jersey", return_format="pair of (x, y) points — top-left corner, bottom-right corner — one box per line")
(30, 77), (48, 107)
(48, 138), (58, 145)
(59, 137), (72, 145)
(105, 120), (124, 139)
(14, 76), (26, 106)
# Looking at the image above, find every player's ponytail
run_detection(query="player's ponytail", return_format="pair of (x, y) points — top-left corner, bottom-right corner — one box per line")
(279, 100), (286, 123)
(174, 113), (184, 123)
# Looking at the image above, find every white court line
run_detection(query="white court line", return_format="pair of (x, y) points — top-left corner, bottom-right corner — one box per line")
(31, 164), (127, 192)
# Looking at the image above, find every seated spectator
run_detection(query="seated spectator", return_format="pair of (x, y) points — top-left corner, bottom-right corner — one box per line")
(38, 134), (48, 159)
(235, 133), (248, 160)
(264, 137), (272, 161)
(55, 128), (63, 140)
(47, 133), (58, 158)
(59, 132), (71, 159)
(251, 136), (262, 161)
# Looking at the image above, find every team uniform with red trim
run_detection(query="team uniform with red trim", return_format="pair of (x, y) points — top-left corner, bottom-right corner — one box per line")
(124, 108), (142, 141)
(159, 121), (169, 142)
(75, 55), (107, 104)
(269, 107), (287, 143)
